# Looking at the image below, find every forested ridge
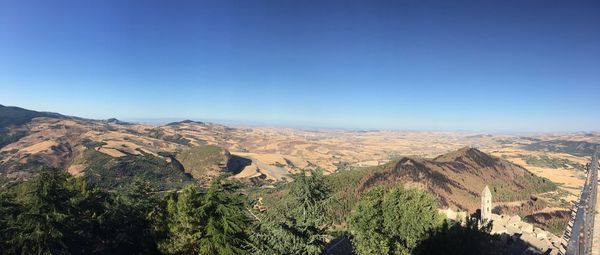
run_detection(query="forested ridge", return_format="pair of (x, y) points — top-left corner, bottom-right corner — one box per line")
(0, 167), (506, 255)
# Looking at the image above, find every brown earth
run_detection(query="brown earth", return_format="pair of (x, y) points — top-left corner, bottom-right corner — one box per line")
(355, 147), (555, 212)
(0, 106), (597, 197)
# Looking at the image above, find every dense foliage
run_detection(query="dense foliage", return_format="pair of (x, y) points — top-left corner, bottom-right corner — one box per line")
(414, 216), (501, 255)
(159, 178), (249, 255)
(0, 168), (248, 255)
(79, 149), (194, 190)
(348, 186), (442, 255)
(175, 145), (229, 180)
(249, 170), (331, 255)
(1, 167), (510, 255)
(0, 168), (166, 254)
(0, 168), (336, 255)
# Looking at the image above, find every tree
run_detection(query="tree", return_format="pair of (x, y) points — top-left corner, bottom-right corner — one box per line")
(0, 169), (173, 255)
(346, 187), (389, 255)
(159, 185), (203, 255)
(62, 175), (109, 253)
(10, 168), (75, 254)
(101, 177), (163, 254)
(160, 178), (249, 255)
(0, 182), (22, 253)
(413, 215), (501, 255)
(197, 178), (249, 255)
(348, 186), (442, 255)
(249, 169), (331, 255)
(4, 168), (114, 255)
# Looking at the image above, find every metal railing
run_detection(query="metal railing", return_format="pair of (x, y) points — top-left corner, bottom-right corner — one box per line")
(561, 149), (598, 255)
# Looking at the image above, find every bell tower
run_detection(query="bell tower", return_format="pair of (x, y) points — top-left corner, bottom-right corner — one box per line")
(481, 185), (492, 223)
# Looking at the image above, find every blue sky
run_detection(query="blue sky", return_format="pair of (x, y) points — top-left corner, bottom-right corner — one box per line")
(1, 0), (599, 132)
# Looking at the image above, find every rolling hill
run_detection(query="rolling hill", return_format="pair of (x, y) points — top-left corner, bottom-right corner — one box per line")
(0, 105), (303, 186)
(0, 104), (559, 202)
(0, 105), (252, 185)
(0, 104), (68, 148)
(320, 147), (557, 225)
(0, 104), (66, 130)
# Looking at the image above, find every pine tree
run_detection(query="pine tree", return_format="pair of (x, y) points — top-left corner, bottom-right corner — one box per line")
(159, 185), (203, 255)
(160, 178), (250, 255)
(0, 182), (22, 253)
(9, 168), (78, 254)
(413, 215), (502, 255)
(348, 186), (442, 255)
(346, 187), (389, 255)
(197, 178), (249, 255)
(249, 169), (331, 255)
(102, 177), (162, 254)
(62, 176), (109, 253)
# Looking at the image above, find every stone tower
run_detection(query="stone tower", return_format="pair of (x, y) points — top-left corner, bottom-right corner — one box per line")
(481, 185), (492, 223)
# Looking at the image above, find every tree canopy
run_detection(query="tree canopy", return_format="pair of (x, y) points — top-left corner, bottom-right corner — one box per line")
(413, 215), (500, 255)
(160, 178), (249, 255)
(249, 169), (331, 255)
(0, 169), (250, 255)
(348, 186), (442, 255)
(0, 167), (504, 255)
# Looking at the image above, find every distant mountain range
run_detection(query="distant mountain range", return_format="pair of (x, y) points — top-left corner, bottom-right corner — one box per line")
(0, 104), (67, 129)
(0, 104), (557, 212)
(0, 104), (251, 186)
(0, 105), (67, 148)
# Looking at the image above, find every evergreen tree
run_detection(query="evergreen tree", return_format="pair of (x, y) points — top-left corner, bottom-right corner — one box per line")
(101, 177), (162, 254)
(159, 185), (203, 255)
(62, 176), (109, 253)
(414, 215), (502, 255)
(348, 186), (442, 255)
(0, 182), (22, 254)
(346, 187), (389, 255)
(249, 169), (331, 255)
(1, 170), (172, 254)
(10, 168), (74, 254)
(197, 178), (249, 255)
(160, 178), (249, 255)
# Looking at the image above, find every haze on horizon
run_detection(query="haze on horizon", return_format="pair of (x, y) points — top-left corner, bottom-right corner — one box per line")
(1, 0), (599, 132)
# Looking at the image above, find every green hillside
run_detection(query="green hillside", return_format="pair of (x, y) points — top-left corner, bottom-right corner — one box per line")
(523, 140), (598, 157)
(176, 145), (251, 182)
(259, 148), (557, 227)
(0, 104), (65, 148)
(80, 148), (194, 190)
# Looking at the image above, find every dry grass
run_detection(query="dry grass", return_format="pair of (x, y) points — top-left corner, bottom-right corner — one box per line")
(2, 117), (598, 203)
(20, 140), (56, 154)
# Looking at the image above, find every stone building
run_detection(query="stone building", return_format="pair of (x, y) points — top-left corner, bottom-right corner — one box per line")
(481, 185), (492, 223)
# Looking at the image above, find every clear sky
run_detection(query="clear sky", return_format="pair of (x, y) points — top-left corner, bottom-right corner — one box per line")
(1, 0), (599, 132)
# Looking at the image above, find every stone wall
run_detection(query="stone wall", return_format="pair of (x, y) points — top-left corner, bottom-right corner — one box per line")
(441, 209), (562, 255)
(489, 213), (561, 255)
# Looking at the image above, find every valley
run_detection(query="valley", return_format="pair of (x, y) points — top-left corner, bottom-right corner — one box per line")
(1, 104), (598, 254)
